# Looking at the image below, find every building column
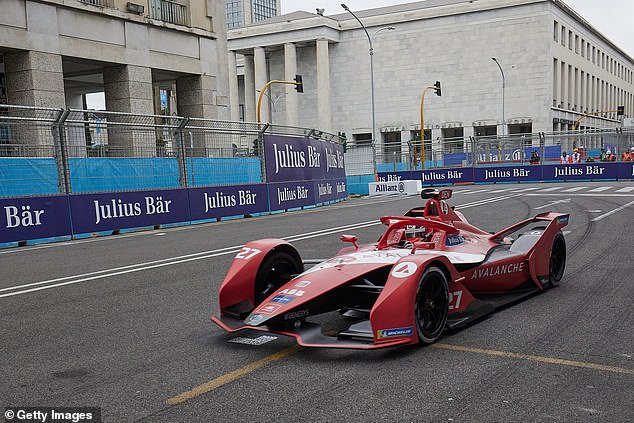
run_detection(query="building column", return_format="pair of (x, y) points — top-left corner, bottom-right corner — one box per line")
(228, 50), (240, 121)
(3, 51), (65, 153)
(316, 38), (332, 133)
(254, 47), (268, 123)
(103, 64), (153, 156)
(243, 54), (256, 122)
(284, 43), (299, 127)
(176, 74), (217, 119)
(4, 51), (66, 108)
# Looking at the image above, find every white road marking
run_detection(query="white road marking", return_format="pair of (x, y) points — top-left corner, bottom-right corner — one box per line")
(536, 186), (562, 192)
(586, 186), (611, 192)
(510, 187), (540, 193)
(615, 187), (634, 193)
(586, 210), (602, 213)
(591, 200), (634, 222)
(534, 199), (571, 210)
(562, 186), (588, 192)
(462, 189), (492, 195)
(487, 188), (514, 193)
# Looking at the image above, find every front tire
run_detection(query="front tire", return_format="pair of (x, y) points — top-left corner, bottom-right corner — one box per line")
(254, 251), (302, 305)
(547, 232), (566, 287)
(415, 266), (449, 344)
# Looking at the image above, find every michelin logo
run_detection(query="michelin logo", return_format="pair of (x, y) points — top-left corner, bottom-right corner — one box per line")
(377, 326), (413, 339)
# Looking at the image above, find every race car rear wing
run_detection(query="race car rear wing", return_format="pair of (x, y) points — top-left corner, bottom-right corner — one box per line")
(488, 212), (570, 243)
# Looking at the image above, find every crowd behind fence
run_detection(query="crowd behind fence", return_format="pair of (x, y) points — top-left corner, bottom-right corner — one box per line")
(0, 105), (343, 198)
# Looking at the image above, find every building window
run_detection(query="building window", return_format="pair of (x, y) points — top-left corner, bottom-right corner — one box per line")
(561, 26), (566, 46)
(353, 133), (372, 145)
(568, 30), (572, 50)
(581, 39), (585, 57)
(553, 21), (559, 42)
(575, 35), (579, 53)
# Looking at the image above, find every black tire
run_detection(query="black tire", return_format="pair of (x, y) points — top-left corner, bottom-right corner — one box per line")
(254, 251), (302, 306)
(415, 266), (449, 344)
(547, 232), (566, 287)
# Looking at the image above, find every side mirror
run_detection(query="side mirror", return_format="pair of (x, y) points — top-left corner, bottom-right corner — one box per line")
(411, 241), (435, 254)
(340, 234), (358, 249)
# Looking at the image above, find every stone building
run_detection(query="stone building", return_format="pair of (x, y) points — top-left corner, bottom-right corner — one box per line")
(0, 0), (230, 120)
(227, 0), (634, 152)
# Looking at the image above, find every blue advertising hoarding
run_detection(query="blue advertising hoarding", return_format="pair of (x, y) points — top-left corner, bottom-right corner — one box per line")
(542, 163), (618, 181)
(69, 189), (191, 234)
(0, 195), (71, 243)
(268, 181), (315, 211)
(474, 165), (542, 183)
(619, 162), (634, 180)
(263, 134), (346, 182)
(314, 178), (348, 204)
(189, 184), (269, 221)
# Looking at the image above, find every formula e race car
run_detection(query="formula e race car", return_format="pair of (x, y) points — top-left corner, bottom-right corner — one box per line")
(212, 189), (569, 349)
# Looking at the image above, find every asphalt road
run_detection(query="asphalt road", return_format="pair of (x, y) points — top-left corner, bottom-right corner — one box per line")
(1, 181), (633, 422)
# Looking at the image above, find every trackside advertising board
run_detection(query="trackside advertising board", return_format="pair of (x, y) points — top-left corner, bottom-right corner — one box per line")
(378, 163), (634, 186)
(0, 195), (71, 243)
(263, 134), (346, 182)
(189, 184), (269, 221)
(69, 189), (191, 234)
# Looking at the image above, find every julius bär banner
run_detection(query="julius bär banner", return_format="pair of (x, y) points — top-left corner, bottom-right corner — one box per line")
(0, 195), (71, 243)
(69, 189), (190, 234)
(263, 134), (346, 182)
(189, 184), (269, 221)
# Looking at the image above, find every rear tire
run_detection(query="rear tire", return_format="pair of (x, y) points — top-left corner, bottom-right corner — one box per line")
(415, 266), (449, 344)
(254, 251), (302, 305)
(547, 232), (566, 287)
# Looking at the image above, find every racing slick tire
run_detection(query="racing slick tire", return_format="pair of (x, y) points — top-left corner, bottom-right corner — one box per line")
(415, 266), (449, 345)
(547, 231), (566, 288)
(254, 251), (303, 305)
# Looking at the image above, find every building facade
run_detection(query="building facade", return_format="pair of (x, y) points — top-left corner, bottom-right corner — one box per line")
(227, 0), (634, 153)
(226, 0), (281, 29)
(0, 0), (230, 121)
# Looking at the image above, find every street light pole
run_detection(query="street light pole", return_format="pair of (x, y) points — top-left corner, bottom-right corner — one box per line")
(491, 57), (506, 137)
(341, 3), (394, 175)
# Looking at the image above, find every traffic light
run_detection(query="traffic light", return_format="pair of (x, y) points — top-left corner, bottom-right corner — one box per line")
(338, 131), (347, 152)
(434, 80), (441, 96)
(617, 105), (625, 116)
(294, 74), (303, 93)
(252, 139), (259, 156)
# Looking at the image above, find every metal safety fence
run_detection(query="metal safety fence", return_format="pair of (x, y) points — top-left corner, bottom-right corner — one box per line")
(0, 105), (343, 198)
(344, 126), (634, 174)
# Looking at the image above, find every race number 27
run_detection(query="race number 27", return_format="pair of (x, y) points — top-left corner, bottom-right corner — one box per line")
(236, 247), (261, 260)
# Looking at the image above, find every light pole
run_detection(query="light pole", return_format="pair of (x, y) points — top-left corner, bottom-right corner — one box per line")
(341, 3), (394, 174)
(491, 58), (515, 137)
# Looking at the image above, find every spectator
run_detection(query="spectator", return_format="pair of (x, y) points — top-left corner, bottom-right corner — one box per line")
(600, 148), (607, 162)
(571, 148), (581, 164)
(529, 150), (540, 164)
(606, 149), (616, 162)
(626, 147), (634, 162)
(622, 150), (629, 161)
(560, 151), (572, 164)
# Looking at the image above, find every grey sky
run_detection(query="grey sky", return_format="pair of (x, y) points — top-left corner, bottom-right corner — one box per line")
(281, 0), (634, 58)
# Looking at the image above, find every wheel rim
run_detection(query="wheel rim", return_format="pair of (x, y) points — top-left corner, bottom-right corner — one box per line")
(416, 272), (448, 341)
(550, 235), (566, 282)
(255, 257), (298, 304)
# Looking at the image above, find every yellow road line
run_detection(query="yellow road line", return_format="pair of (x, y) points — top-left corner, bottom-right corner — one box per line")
(433, 343), (634, 375)
(166, 345), (302, 405)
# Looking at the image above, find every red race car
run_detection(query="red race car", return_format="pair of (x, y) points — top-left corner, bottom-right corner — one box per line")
(212, 189), (568, 349)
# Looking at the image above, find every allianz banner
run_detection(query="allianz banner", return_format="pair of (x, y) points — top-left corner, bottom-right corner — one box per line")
(263, 134), (346, 182)
(0, 195), (71, 243)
